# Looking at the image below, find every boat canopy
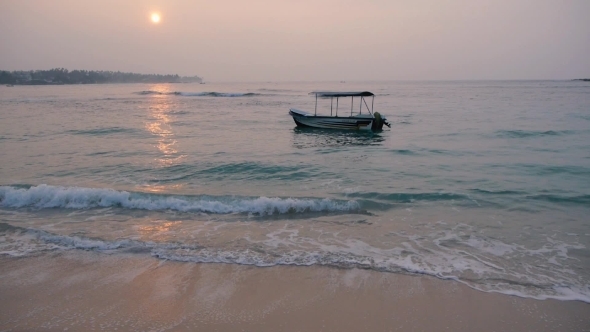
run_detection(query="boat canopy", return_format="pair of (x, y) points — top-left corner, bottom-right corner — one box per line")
(311, 91), (374, 97)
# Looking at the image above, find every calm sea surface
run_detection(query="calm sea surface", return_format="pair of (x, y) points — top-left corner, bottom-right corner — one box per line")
(1, 80), (589, 302)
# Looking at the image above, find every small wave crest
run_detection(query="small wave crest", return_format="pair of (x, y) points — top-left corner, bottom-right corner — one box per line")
(345, 189), (590, 209)
(0, 185), (360, 215)
(527, 194), (590, 205)
(134, 90), (259, 97)
(257, 88), (296, 92)
(345, 191), (468, 203)
(495, 130), (573, 138)
(340, 191), (484, 210)
(66, 127), (140, 136)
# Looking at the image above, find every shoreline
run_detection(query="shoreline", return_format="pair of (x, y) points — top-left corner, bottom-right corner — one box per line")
(1, 251), (588, 331)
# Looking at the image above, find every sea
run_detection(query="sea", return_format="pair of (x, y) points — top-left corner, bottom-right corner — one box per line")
(1, 80), (589, 302)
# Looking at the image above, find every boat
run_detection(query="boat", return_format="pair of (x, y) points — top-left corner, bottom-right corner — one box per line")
(289, 91), (390, 131)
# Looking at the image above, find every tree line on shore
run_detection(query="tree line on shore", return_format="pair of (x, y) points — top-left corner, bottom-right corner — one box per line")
(0, 68), (202, 85)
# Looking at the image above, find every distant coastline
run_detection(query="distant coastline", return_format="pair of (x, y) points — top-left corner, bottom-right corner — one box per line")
(1, 68), (202, 85)
(573, 78), (590, 82)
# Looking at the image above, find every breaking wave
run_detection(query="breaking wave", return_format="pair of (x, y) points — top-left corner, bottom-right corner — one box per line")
(0, 185), (360, 215)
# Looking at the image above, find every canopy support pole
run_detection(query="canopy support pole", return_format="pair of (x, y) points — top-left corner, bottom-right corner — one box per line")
(360, 97), (363, 114)
(315, 93), (318, 115)
(363, 98), (371, 115)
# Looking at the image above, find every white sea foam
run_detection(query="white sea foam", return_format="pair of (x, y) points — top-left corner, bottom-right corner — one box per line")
(150, 241), (590, 303)
(0, 185), (360, 215)
(2, 224), (589, 303)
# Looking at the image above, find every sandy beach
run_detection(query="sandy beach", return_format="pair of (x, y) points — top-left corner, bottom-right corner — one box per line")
(1, 252), (588, 332)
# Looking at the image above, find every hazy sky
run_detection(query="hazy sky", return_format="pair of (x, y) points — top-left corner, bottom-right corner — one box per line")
(1, 0), (589, 81)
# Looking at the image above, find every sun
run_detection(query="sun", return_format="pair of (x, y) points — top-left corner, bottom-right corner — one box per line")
(151, 13), (161, 24)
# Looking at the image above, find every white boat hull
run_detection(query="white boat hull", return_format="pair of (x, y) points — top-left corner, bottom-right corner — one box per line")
(289, 109), (374, 131)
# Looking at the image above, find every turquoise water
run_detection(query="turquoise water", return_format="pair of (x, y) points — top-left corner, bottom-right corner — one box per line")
(1, 80), (589, 302)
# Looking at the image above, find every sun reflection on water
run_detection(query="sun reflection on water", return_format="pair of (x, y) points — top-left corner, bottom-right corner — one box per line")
(145, 85), (187, 168)
(137, 221), (182, 242)
(141, 184), (183, 193)
(142, 85), (188, 193)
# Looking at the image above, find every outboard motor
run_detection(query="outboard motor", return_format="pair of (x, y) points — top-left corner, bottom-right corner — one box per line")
(372, 112), (390, 131)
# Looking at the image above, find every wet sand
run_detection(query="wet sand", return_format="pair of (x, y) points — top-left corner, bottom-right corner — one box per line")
(0, 252), (588, 331)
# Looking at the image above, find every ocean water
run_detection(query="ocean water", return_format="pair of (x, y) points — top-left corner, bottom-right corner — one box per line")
(1, 80), (589, 302)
